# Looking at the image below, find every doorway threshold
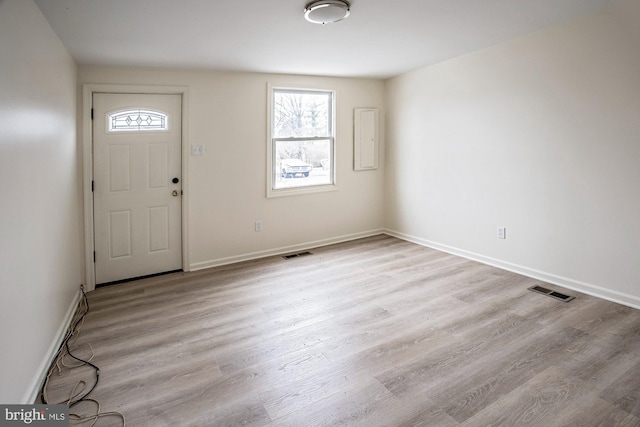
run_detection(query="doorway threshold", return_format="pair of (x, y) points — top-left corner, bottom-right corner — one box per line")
(96, 269), (183, 288)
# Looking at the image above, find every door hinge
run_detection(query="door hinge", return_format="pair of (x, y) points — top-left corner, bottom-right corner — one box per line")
(91, 108), (94, 120)
(93, 251), (96, 262)
(91, 180), (94, 192)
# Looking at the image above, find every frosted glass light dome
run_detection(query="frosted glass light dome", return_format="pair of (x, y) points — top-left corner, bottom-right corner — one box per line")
(304, 0), (351, 24)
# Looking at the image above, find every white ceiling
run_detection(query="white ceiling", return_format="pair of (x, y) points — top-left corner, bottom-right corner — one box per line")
(35, 0), (613, 79)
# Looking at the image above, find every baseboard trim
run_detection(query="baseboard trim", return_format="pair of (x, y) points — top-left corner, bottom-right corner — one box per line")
(385, 229), (640, 310)
(190, 229), (385, 271)
(22, 288), (82, 404)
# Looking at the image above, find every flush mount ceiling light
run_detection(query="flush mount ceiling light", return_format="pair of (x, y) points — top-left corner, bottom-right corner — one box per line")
(304, 0), (351, 24)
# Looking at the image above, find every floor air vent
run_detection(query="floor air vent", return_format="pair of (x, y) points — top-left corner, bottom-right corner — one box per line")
(528, 285), (575, 302)
(283, 251), (313, 260)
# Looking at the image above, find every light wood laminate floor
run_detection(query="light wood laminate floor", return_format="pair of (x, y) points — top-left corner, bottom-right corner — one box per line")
(44, 235), (640, 426)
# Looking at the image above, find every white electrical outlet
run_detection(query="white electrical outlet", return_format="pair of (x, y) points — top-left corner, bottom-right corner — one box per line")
(191, 144), (205, 156)
(255, 220), (262, 232)
(497, 226), (506, 239)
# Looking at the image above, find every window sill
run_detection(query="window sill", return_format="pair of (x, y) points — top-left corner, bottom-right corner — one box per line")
(267, 183), (338, 198)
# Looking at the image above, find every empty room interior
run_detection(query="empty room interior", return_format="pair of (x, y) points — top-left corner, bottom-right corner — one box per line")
(1, 0), (639, 425)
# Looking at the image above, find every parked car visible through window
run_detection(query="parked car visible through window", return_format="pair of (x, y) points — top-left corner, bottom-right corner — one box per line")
(279, 159), (313, 178)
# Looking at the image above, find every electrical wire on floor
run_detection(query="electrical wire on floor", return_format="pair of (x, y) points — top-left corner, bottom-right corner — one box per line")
(40, 285), (126, 426)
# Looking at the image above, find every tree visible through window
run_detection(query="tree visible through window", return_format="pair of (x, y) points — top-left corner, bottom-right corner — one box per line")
(271, 88), (334, 191)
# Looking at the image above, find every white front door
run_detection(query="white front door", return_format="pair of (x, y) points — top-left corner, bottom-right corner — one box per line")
(93, 93), (182, 284)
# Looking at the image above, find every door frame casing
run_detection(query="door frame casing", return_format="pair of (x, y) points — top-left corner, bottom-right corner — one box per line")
(82, 84), (190, 291)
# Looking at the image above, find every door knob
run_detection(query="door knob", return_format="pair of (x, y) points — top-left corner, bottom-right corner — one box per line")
(172, 190), (179, 197)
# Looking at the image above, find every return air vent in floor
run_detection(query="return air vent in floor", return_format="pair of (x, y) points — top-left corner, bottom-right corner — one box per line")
(528, 285), (575, 302)
(282, 251), (313, 260)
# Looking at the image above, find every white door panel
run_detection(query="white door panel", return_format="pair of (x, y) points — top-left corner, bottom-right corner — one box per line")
(148, 143), (169, 189)
(108, 144), (131, 192)
(148, 206), (170, 252)
(93, 93), (182, 284)
(108, 210), (132, 259)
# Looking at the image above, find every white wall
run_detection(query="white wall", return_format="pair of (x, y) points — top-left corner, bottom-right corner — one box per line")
(385, 0), (640, 308)
(0, 0), (82, 402)
(78, 67), (385, 270)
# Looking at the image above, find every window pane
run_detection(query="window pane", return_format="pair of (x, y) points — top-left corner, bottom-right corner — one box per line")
(108, 109), (168, 132)
(274, 139), (332, 189)
(273, 91), (331, 138)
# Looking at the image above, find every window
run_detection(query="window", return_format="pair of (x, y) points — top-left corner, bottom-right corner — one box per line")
(269, 87), (335, 195)
(108, 109), (168, 132)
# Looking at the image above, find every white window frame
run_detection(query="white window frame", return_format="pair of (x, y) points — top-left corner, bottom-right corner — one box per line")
(267, 84), (337, 198)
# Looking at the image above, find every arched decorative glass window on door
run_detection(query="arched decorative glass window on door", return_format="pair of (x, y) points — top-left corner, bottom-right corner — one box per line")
(107, 109), (169, 132)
